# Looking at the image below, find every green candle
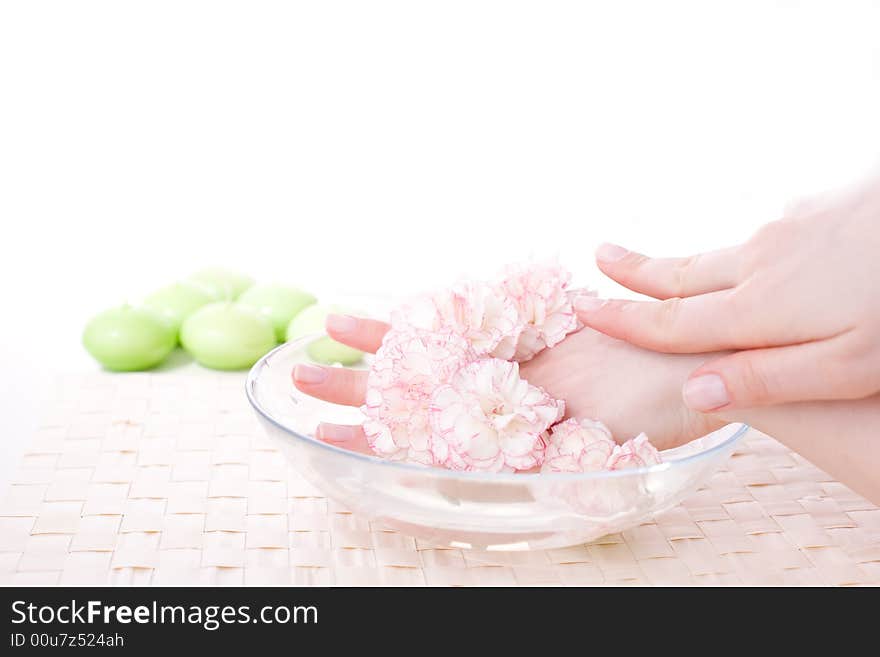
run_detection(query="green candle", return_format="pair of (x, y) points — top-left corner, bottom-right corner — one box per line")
(82, 306), (177, 371)
(143, 281), (218, 336)
(187, 268), (254, 300)
(286, 304), (364, 366)
(180, 302), (276, 370)
(237, 284), (317, 341)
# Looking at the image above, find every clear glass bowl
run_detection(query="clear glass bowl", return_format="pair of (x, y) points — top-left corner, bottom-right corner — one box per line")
(246, 336), (749, 551)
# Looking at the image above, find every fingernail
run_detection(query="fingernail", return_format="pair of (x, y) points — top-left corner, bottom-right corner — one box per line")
(574, 296), (607, 312)
(317, 424), (358, 442)
(326, 313), (357, 334)
(596, 243), (629, 263)
(682, 374), (730, 411)
(294, 363), (327, 384)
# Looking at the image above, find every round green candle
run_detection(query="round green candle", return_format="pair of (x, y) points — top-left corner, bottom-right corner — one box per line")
(286, 304), (364, 366)
(187, 268), (254, 300)
(180, 302), (276, 370)
(82, 306), (176, 371)
(237, 284), (317, 341)
(143, 281), (218, 336)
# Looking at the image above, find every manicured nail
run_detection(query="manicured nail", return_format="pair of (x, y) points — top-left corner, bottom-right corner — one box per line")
(326, 313), (357, 335)
(294, 363), (327, 384)
(596, 243), (629, 263)
(682, 374), (730, 411)
(317, 424), (358, 442)
(574, 296), (607, 312)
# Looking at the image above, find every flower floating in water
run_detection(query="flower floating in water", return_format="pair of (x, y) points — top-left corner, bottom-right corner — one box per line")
(430, 359), (564, 472)
(541, 418), (617, 474)
(362, 330), (474, 465)
(391, 280), (522, 359)
(541, 419), (662, 474)
(606, 433), (662, 471)
(496, 261), (580, 362)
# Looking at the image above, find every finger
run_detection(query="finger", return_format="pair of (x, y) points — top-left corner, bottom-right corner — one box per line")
(595, 243), (740, 299)
(325, 314), (390, 353)
(574, 290), (748, 352)
(292, 363), (368, 406)
(683, 334), (880, 411)
(315, 423), (373, 455)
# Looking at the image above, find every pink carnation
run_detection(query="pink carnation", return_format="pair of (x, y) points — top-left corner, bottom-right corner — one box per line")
(541, 418), (617, 474)
(429, 359), (564, 472)
(497, 262), (580, 361)
(356, 261), (630, 474)
(362, 329), (475, 465)
(606, 433), (662, 470)
(391, 281), (522, 359)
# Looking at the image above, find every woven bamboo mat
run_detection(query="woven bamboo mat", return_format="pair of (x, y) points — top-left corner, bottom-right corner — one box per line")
(1, 370), (878, 587)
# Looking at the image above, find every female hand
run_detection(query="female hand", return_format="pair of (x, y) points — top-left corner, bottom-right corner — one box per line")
(575, 176), (880, 412)
(292, 314), (728, 454)
(293, 314), (880, 503)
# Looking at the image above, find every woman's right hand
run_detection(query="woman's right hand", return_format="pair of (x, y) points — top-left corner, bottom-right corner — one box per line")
(574, 176), (880, 413)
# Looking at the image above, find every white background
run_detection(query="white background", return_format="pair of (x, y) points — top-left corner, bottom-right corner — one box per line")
(1, 1), (879, 486)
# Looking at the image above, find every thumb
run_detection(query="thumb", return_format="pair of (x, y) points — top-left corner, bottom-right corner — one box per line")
(682, 338), (877, 411)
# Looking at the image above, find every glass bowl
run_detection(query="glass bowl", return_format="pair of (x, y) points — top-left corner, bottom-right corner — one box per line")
(246, 336), (749, 551)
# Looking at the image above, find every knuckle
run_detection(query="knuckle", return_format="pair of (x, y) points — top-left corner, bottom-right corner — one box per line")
(745, 220), (794, 266)
(623, 252), (651, 275)
(733, 357), (776, 404)
(671, 255), (700, 295)
(729, 284), (753, 313)
(715, 287), (752, 343)
(649, 298), (684, 350)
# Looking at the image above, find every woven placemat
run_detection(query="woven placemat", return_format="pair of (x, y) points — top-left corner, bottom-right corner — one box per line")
(1, 370), (878, 586)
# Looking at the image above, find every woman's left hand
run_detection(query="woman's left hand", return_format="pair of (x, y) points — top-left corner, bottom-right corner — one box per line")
(292, 314), (727, 454)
